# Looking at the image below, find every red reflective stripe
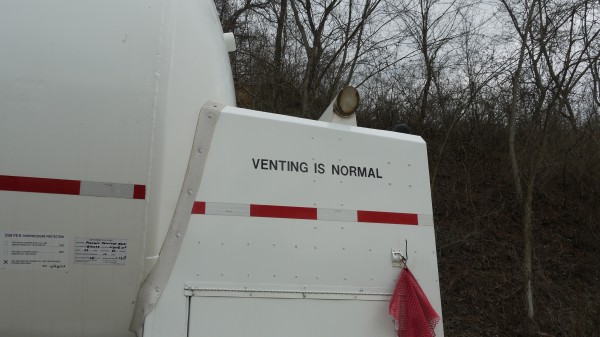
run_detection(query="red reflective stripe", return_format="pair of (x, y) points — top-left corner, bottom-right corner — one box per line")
(0, 175), (146, 200)
(191, 201), (206, 214)
(250, 204), (317, 220)
(133, 185), (146, 199)
(357, 210), (418, 225)
(0, 175), (80, 195)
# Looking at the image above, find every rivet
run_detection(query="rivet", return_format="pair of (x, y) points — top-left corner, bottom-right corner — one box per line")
(344, 277), (348, 280)
(315, 276), (319, 280)
(294, 245), (298, 248)
(272, 243), (276, 247)
(273, 274), (276, 278)
(208, 114), (213, 118)
(176, 233), (181, 238)
(221, 273), (224, 276)
(369, 248), (372, 252)
(247, 242), (250, 246)
(295, 275), (299, 278)
(409, 185), (412, 188)
(342, 247), (345, 250)
(388, 161), (391, 164)
(247, 274), (250, 277)
(196, 273), (200, 276)
(341, 226), (344, 230)
(197, 148), (203, 153)
(155, 287), (160, 292)
(221, 242), (224, 245)
(408, 163), (411, 167)
(187, 190), (193, 195)
(314, 246), (317, 250)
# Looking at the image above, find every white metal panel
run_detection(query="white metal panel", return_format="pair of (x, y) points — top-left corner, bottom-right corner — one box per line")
(150, 215), (443, 337)
(147, 107), (443, 337)
(188, 297), (395, 337)
(0, 193), (145, 337)
(198, 107), (432, 216)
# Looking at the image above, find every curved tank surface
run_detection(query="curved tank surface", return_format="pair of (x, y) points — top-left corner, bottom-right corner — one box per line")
(0, 0), (236, 335)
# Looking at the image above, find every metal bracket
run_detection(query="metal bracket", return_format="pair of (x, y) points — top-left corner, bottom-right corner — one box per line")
(391, 250), (406, 268)
(391, 240), (408, 268)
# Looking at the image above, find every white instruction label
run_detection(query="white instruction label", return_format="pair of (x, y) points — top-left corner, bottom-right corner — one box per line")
(0, 232), (68, 270)
(74, 238), (127, 265)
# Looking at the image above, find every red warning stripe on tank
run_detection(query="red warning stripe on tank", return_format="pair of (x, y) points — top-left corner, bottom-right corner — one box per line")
(250, 204), (318, 220)
(0, 175), (146, 200)
(191, 201), (419, 225)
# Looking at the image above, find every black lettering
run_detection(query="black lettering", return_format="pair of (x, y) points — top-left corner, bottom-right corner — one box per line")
(269, 160), (277, 170)
(349, 166), (357, 176)
(300, 162), (308, 173)
(291, 161), (299, 172)
(357, 167), (367, 177)
(317, 163), (325, 174)
(376, 169), (382, 178)
(332, 165), (340, 175)
(368, 168), (375, 178)
(252, 158), (260, 169)
(340, 166), (349, 176)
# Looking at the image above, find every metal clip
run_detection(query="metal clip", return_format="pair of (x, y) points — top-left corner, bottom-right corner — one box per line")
(391, 240), (408, 268)
(391, 250), (406, 268)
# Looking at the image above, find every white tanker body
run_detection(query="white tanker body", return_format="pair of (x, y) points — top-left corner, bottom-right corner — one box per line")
(0, 1), (444, 337)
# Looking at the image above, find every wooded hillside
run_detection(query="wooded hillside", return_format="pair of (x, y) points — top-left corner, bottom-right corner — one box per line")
(215, 0), (600, 335)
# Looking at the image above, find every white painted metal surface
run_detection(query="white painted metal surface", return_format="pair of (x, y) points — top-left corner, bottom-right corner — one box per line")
(144, 106), (444, 337)
(130, 103), (223, 336)
(0, 0), (235, 335)
(0, 0), (444, 336)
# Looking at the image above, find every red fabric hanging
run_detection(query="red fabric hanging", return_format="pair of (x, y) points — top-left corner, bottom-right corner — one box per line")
(389, 267), (440, 337)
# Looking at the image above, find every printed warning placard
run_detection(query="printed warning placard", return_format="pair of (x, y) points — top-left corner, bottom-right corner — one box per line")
(0, 232), (68, 270)
(74, 238), (127, 265)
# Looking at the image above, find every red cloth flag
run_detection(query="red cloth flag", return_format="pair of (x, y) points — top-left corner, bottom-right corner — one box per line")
(389, 267), (440, 337)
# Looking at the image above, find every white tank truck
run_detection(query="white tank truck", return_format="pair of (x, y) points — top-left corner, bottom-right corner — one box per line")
(0, 0), (444, 336)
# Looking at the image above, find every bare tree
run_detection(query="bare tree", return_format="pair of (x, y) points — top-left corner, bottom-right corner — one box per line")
(289, 0), (385, 117)
(500, 0), (600, 335)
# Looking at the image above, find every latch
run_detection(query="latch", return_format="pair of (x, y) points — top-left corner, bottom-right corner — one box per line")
(391, 250), (406, 268)
(391, 240), (408, 268)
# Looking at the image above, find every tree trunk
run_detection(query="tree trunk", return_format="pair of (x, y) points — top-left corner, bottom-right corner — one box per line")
(522, 178), (537, 336)
(271, 0), (288, 111)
